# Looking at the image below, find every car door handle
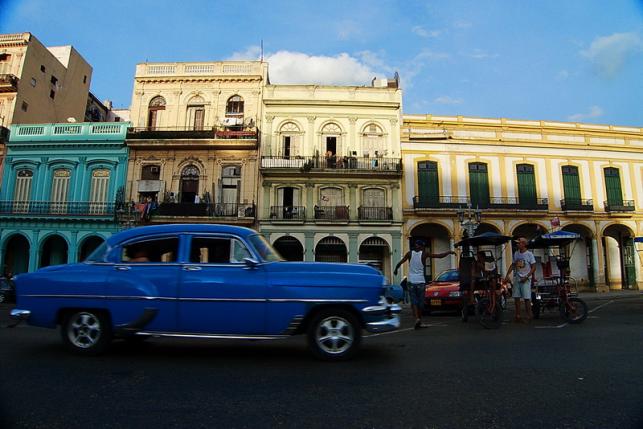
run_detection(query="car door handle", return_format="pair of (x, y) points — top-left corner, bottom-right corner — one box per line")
(114, 266), (130, 271)
(183, 266), (202, 271)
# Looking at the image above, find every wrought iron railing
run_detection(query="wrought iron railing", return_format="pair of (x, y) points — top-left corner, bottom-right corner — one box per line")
(413, 196), (470, 209)
(155, 202), (256, 218)
(560, 198), (593, 211)
(604, 200), (635, 212)
(127, 126), (258, 140)
(314, 205), (350, 221)
(358, 206), (393, 221)
(269, 206), (306, 220)
(260, 156), (402, 172)
(0, 201), (115, 217)
(414, 196), (549, 211)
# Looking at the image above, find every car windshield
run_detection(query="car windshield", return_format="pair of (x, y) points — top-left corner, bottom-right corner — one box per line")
(435, 270), (459, 282)
(84, 242), (109, 262)
(248, 234), (284, 262)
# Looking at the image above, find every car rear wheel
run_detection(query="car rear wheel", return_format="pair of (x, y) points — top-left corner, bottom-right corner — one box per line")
(307, 309), (361, 361)
(61, 310), (112, 356)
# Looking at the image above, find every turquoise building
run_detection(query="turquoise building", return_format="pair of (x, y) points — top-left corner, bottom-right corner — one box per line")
(0, 122), (129, 273)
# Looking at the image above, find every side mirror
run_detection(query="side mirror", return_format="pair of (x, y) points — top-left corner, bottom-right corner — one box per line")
(243, 258), (259, 268)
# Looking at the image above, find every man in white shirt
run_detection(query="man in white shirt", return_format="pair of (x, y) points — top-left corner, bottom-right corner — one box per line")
(505, 237), (537, 323)
(394, 239), (455, 329)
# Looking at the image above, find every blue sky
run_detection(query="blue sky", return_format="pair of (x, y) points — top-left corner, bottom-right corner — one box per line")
(2, 0), (642, 126)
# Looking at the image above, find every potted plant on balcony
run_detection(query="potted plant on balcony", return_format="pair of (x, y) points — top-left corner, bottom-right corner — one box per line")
(300, 159), (314, 173)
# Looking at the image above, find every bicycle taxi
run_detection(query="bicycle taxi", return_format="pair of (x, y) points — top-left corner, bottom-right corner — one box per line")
(456, 232), (512, 329)
(527, 230), (588, 323)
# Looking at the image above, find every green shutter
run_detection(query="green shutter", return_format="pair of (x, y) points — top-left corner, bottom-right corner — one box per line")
(469, 163), (489, 208)
(562, 166), (581, 207)
(418, 162), (439, 206)
(517, 164), (537, 207)
(604, 168), (623, 207)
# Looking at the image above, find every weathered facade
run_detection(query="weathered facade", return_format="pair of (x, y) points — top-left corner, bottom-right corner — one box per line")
(402, 114), (643, 291)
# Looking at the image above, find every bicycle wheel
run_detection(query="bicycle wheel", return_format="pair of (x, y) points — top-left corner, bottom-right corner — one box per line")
(475, 298), (502, 329)
(559, 297), (588, 324)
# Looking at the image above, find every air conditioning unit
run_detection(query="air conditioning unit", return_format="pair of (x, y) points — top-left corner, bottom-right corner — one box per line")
(222, 117), (242, 126)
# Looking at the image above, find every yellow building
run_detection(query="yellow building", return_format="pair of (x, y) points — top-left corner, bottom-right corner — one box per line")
(402, 115), (643, 291)
(125, 61), (267, 225)
(258, 77), (404, 281)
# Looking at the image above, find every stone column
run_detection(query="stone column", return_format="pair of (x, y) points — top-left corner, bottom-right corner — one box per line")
(262, 181), (272, 220)
(264, 115), (274, 157)
(450, 238), (456, 268)
(305, 182), (315, 220)
(392, 231), (403, 283)
(348, 117), (357, 156)
(591, 238), (601, 290)
(306, 116), (316, 157)
(348, 183), (358, 220)
(305, 232), (315, 262)
(391, 182), (401, 221)
(348, 232), (358, 263)
(68, 231), (78, 263)
(28, 230), (40, 272)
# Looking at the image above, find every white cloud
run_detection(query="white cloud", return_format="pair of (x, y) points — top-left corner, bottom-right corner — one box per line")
(433, 96), (463, 105)
(568, 105), (604, 122)
(411, 26), (441, 38)
(228, 47), (389, 85)
(581, 32), (643, 77)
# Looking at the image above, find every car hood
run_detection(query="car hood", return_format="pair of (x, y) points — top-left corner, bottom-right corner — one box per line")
(263, 261), (383, 289)
(426, 282), (459, 291)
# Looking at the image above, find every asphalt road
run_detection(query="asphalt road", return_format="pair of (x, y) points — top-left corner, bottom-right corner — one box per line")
(0, 293), (641, 429)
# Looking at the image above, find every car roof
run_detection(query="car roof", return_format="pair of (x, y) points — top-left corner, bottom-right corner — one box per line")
(106, 224), (258, 246)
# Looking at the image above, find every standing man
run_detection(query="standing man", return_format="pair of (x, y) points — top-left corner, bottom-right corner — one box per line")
(505, 237), (536, 323)
(394, 239), (455, 329)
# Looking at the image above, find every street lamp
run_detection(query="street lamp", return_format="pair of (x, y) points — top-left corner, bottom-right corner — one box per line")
(457, 203), (482, 239)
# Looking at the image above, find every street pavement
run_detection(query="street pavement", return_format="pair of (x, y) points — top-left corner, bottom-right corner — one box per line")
(0, 292), (641, 429)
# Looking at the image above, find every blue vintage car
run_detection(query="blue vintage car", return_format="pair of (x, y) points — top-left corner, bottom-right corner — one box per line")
(11, 224), (400, 360)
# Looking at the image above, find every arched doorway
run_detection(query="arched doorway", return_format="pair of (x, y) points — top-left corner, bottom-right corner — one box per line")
(603, 224), (636, 290)
(359, 237), (391, 280)
(3, 234), (30, 274)
(512, 223), (548, 280)
(39, 235), (68, 268)
(273, 236), (304, 261)
(315, 236), (347, 263)
(474, 223), (505, 275)
(180, 165), (200, 203)
(78, 235), (105, 262)
(409, 223), (452, 281)
(562, 224), (595, 290)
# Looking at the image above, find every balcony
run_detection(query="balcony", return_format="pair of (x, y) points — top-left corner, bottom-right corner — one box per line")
(560, 198), (594, 212)
(0, 201), (115, 219)
(268, 206), (306, 222)
(0, 74), (18, 92)
(413, 196), (470, 209)
(358, 206), (393, 222)
(413, 196), (549, 211)
(260, 156), (402, 175)
(153, 202), (255, 221)
(314, 205), (349, 222)
(489, 197), (549, 210)
(127, 126), (258, 141)
(604, 200), (635, 212)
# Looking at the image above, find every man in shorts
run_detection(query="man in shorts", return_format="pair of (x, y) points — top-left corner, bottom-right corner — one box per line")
(505, 237), (536, 323)
(394, 239), (455, 329)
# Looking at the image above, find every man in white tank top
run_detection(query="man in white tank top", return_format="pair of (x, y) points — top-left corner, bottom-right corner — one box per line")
(394, 239), (456, 329)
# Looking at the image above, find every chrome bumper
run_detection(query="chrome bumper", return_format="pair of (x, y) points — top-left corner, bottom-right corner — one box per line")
(10, 309), (31, 320)
(365, 314), (401, 333)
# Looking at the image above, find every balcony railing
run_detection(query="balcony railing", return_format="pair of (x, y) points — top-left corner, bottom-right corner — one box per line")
(413, 196), (470, 209)
(414, 196), (549, 210)
(127, 126), (258, 140)
(314, 205), (349, 221)
(261, 156), (402, 173)
(358, 206), (393, 221)
(0, 201), (115, 217)
(560, 198), (593, 211)
(269, 206), (306, 221)
(604, 200), (635, 212)
(0, 74), (18, 92)
(155, 202), (255, 218)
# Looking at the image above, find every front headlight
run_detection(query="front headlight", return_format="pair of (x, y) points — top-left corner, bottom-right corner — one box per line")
(448, 291), (461, 297)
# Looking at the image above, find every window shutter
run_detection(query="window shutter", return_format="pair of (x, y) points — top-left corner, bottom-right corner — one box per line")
(517, 164), (537, 207)
(562, 166), (581, 204)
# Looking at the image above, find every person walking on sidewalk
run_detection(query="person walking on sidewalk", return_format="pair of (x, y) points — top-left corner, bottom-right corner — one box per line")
(394, 239), (455, 329)
(505, 237), (536, 323)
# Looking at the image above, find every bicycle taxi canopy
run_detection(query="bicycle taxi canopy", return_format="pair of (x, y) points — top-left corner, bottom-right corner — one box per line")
(455, 232), (513, 247)
(527, 230), (580, 249)
(634, 237), (643, 243)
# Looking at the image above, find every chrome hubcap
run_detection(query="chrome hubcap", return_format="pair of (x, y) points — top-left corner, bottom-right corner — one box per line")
(67, 312), (101, 348)
(315, 316), (354, 355)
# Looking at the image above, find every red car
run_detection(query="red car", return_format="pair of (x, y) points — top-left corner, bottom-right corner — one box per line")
(424, 269), (509, 315)
(424, 269), (462, 314)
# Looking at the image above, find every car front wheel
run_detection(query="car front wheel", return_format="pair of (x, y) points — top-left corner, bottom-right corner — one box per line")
(307, 309), (361, 361)
(61, 310), (112, 355)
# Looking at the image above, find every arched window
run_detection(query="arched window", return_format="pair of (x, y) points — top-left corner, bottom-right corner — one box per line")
(180, 165), (200, 203)
(321, 123), (342, 159)
(51, 169), (71, 213)
(147, 96), (166, 130)
(89, 169), (110, 213)
(279, 122), (301, 157)
(319, 186), (344, 206)
(361, 123), (385, 157)
(226, 95), (244, 115)
(13, 169), (33, 213)
(187, 95), (206, 130)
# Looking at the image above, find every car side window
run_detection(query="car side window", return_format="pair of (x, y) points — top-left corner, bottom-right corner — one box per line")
(121, 237), (179, 263)
(190, 237), (251, 264)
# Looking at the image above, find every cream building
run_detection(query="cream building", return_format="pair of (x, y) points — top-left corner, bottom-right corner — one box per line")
(402, 115), (643, 291)
(258, 77), (404, 281)
(125, 61), (267, 225)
